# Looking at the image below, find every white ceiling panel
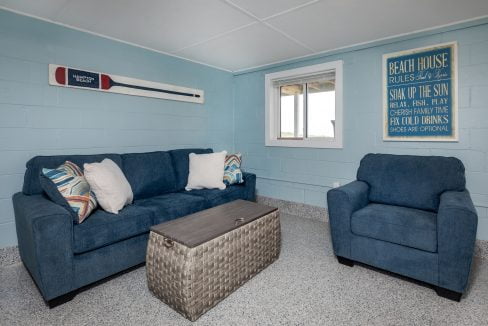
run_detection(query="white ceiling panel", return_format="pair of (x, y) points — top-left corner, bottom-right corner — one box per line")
(227, 0), (317, 19)
(267, 0), (488, 52)
(176, 23), (312, 71)
(52, 0), (255, 53)
(0, 0), (68, 20)
(1, 0), (488, 71)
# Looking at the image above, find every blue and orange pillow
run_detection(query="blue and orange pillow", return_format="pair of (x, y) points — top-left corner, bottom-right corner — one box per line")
(40, 161), (97, 223)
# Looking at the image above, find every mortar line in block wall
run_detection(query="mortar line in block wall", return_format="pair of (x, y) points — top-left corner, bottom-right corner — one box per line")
(255, 176), (488, 209)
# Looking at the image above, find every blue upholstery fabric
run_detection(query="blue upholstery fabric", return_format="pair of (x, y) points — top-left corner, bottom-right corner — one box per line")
(242, 172), (256, 202)
(13, 148), (257, 303)
(351, 203), (437, 253)
(13, 193), (74, 300)
(73, 233), (148, 289)
(357, 154), (465, 211)
(24, 154), (122, 195)
(121, 151), (177, 200)
(73, 205), (154, 254)
(169, 148), (212, 190)
(39, 172), (78, 220)
(135, 193), (206, 224)
(327, 181), (369, 258)
(185, 184), (248, 208)
(438, 190), (478, 292)
(350, 234), (439, 286)
(328, 153), (478, 295)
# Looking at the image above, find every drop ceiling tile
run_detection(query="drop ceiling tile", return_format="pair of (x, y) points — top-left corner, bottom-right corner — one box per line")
(228, 0), (316, 19)
(267, 0), (488, 53)
(0, 0), (68, 19)
(53, 0), (255, 53)
(3, 0), (488, 72)
(176, 22), (312, 71)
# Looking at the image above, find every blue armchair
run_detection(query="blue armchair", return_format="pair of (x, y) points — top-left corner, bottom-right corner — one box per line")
(327, 154), (478, 301)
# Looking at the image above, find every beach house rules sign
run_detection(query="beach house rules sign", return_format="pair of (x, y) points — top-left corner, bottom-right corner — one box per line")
(383, 42), (458, 141)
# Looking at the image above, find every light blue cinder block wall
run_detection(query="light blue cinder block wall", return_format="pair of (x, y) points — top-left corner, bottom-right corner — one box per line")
(0, 10), (234, 247)
(1, 9), (487, 247)
(233, 22), (488, 240)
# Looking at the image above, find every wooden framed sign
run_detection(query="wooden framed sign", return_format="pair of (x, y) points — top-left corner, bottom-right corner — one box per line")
(383, 42), (458, 141)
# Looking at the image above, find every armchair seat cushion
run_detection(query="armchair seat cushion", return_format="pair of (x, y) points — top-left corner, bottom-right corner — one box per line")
(351, 203), (437, 253)
(134, 193), (206, 224)
(73, 205), (154, 254)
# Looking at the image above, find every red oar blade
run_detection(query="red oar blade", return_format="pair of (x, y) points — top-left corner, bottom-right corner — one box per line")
(100, 74), (112, 90)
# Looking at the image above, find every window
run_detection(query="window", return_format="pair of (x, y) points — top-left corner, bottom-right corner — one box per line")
(265, 61), (343, 148)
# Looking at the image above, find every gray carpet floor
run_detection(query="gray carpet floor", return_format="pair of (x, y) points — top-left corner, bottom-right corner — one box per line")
(1, 214), (487, 325)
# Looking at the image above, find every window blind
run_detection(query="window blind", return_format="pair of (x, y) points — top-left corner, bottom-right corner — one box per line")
(272, 71), (335, 87)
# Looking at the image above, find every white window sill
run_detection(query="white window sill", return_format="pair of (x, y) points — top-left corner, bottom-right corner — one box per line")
(265, 138), (343, 149)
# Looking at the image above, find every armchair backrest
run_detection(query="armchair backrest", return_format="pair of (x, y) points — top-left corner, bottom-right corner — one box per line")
(357, 154), (466, 212)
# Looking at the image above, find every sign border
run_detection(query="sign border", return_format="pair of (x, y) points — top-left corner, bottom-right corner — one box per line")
(382, 42), (458, 142)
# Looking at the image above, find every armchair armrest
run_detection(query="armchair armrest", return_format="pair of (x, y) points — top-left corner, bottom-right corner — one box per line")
(242, 172), (256, 202)
(437, 190), (478, 293)
(13, 193), (74, 301)
(327, 181), (370, 257)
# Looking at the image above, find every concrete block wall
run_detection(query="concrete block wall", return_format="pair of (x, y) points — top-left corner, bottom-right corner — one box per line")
(233, 23), (488, 240)
(0, 10), (234, 247)
(1, 9), (487, 247)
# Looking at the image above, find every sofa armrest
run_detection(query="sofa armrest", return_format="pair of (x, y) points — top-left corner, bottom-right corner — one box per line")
(437, 190), (478, 293)
(327, 181), (370, 258)
(13, 193), (74, 301)
(242, 172), (256, 202)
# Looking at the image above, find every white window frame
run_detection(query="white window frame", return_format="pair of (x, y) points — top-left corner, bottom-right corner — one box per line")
(265, 61), (343, 148)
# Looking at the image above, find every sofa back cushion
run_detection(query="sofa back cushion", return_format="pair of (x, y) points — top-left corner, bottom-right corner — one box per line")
(357, 153), (465, 211)
(121, 151), (177, 200)
(169, 148), (213, 191)
(23, 154), (122, 195)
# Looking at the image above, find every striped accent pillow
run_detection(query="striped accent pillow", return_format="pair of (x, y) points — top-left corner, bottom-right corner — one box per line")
(42, 161), (97, 223)
(223, 153), (244, 186)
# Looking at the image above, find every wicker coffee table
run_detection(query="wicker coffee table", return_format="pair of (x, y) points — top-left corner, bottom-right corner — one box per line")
(146, 199), (280, 321)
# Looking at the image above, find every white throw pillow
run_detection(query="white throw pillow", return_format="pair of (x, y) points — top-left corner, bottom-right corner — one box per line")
(185, 151), (227, 191)
(84, 159), (133, 214)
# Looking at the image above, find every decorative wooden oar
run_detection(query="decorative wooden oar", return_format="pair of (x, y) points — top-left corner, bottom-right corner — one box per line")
(100, 74), (200, 98)
(49, 64), (204, 103)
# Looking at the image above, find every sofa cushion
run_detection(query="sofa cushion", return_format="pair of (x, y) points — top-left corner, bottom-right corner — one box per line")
(185, 151), (227, 191)
(41, 161), (97, 223)
(357, 154), (465, 211)
(24, 154), (122, 195)
(73, 205), (154, 254)
(169, 148), (213, 191)
(185, 184), (247, 208)
(351, 203), (437, 253)
(121, 151), (177, 200)
(223, 153), (244, 186)
(84, 159), (133, 214)
(134, 193), (206, 224)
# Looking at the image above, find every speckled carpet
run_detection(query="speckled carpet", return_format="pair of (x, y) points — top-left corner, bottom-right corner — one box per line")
(1, 214), (487, 325)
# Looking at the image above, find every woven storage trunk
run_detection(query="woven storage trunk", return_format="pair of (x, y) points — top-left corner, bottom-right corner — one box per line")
(146, 201), (280, 321)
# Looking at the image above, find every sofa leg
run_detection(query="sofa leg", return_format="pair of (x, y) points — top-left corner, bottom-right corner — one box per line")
(435, 286), (462, 302)
(47, 291), (77, 308)
(337, 256), (354, 267)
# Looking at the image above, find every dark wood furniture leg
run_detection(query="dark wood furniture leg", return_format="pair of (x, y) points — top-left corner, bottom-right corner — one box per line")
(435, 286), (462, 302)
(47, 290), (77, 308)
(337, 256), (354, 267)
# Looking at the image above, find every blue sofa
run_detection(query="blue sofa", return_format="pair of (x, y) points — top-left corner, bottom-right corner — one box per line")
(327, 154), (478, 301)
(13, 148), (256, 307)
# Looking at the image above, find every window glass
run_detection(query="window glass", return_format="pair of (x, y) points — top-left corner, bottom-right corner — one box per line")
(280, 84), (303, 138)
(306, 80), (335, 138)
